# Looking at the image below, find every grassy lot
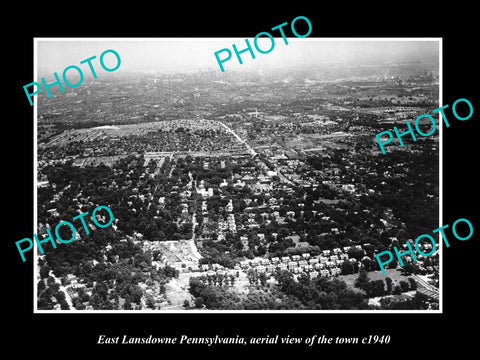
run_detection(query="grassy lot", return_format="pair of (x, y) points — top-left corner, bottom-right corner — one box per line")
(338, 269), (409, 293)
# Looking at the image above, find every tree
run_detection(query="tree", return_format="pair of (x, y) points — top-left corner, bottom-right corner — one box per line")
(341, 260), (355, 275)
(348, 248), (365, 261)
(385, 277), (393, 294)
(162, 265), (179, 279)
(40, 265), (51, 279)
(399, 280), (410, 293)
(55, 291), (66, 303)
(38, 280), (46, 293)
(142, 296), (153, 309)
(387, 258), (398, 270)
(392, 285), (402, 295)
(408, 278), (417, 290)
(74, 299), (86, 310)
(60, 300), (70, 310)
(47, 276), (56, 287)
(194, 297), (205, 308)
(369, 280), (385, 297)
(402, 262), (418, 275)
(247, 268), (257, 285)
(258, 272), (268, 287)
(78, 288), (90, 303)
(354, 270), (370, 290)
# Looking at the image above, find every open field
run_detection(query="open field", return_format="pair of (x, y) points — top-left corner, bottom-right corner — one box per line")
(338, 269), (409, 293)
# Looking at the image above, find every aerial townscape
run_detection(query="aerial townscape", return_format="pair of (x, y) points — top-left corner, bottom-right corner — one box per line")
(36, 57), (440, 311)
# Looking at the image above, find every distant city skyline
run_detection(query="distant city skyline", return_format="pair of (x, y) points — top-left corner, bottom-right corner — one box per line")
(36, 38), (440, 78)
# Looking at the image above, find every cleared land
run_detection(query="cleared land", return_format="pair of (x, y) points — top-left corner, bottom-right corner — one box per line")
(338, 269), (409, 293)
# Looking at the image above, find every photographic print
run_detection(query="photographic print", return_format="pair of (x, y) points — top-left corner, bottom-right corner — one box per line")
(33, 38), (441, 312)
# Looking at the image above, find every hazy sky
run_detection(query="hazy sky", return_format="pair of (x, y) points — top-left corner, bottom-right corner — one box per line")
(36, 38), (440, 77)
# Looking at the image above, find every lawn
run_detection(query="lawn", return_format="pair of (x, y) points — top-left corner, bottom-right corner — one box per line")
(338, 269), (409, 293)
